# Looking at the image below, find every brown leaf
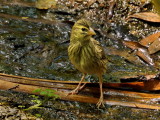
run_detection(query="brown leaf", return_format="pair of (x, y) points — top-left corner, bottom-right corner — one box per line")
(136, 48), (154, 66)
(121, 74), (157, 81)
(108, 0), (116, 19)
(148, 38), (160, 54)
(123, 41), (143, 50)
(69, 0), (75, 6)
(139, 32), (160, 47)
(123, 41), (155, 65)
(106, 79), (160, 91)
(107, 48), (144, 65)
(35, 0), (57, 9)
(129, 12), (160, 22)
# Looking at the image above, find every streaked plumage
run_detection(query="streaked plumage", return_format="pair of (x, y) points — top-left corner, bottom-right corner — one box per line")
(68, 19), (107, 108)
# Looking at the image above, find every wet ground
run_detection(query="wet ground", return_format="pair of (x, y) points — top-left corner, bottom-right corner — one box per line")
(0, 0), (160, 119)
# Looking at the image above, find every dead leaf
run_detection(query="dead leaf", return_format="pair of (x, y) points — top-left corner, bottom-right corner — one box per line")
(123, 41), (154, 65)
(117, 78), (160, 91)
(139, 32), (160, 47)
(123, 41), (144, 50)
(148, 37), (160, 54)
(69, 0), (75, 7)
(35, 0), (57, 9)
(107, 48), (144, 65)
(136, 48), (154, 66)
(108, 0), (116, 19)
(125, 51), (145, 65)
(121, 74), (157, 81)
(129, 12), (160, 22)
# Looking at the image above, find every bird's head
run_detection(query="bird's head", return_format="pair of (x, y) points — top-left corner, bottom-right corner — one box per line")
(70, 19), (96, 44)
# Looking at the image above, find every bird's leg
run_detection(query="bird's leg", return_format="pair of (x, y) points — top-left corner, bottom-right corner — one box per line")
(97, 75), (104, 108)
(67, 74), (86, 95)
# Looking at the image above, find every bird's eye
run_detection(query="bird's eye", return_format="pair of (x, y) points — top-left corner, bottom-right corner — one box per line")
(81, 28), (87, 32)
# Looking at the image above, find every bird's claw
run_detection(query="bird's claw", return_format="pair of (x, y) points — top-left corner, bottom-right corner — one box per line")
(66, 89), (78, 96)
(96, 98), (104, 109)
(66, 83), (86, 96)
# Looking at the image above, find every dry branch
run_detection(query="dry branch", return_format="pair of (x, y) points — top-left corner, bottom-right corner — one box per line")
(0, 73), (160, 109)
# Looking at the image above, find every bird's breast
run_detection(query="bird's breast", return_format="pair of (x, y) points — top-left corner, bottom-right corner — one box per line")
(68, 42), (105, 75)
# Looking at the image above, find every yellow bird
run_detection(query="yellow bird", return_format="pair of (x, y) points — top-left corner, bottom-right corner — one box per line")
(68, 19), (107, 108)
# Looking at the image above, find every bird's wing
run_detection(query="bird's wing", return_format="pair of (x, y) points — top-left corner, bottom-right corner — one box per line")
(91, 38), (106, 60)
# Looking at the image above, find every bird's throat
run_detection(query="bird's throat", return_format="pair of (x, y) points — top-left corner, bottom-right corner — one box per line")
(79, 37), (91, 46)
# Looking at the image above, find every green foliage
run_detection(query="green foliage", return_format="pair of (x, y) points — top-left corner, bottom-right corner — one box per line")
(35, 114), (42, 118)
(24, 89), (59, 111)
(32, 88), (59, 100)
(24, 95), (43, 111)
(18, 105), (25, 108)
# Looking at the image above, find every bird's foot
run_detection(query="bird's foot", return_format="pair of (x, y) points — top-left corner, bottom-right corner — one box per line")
(67, 89), (79, 96)
(67, 83), (86, 96)
(96, 97), (104, 109)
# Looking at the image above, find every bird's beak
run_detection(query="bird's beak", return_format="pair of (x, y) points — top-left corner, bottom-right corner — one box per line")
(87, 27), (96, 36)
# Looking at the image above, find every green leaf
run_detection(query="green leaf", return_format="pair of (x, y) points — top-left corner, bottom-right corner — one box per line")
(47, 93), (54, 97)
(32, 88), (42, 93)
(53, 94), (60, 99)
(40, 91), (48, 95)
